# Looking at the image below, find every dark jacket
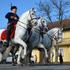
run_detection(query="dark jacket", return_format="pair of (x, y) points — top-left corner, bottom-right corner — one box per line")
(5, 12), (19, 24)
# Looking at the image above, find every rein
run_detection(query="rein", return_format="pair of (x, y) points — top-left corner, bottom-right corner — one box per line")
(18, 21), (27, 29)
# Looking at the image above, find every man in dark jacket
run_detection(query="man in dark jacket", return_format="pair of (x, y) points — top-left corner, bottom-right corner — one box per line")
(5, 6), (19, 47)
(1, 6), (19, 64)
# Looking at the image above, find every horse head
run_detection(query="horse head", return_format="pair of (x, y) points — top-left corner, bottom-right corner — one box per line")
(18, 8), (38, 29)
(38, 17), (48, 27)
(28, 8), (38, 26)
(37, 17), (48, 34)
(47, 28), (63, 43)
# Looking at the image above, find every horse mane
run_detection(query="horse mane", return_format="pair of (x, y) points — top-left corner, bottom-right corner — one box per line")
(47, 27), (62, 39)
(19, 10), (30, 22)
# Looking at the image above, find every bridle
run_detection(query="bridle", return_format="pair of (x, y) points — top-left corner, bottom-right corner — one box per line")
(18, 21), (27, 29)
(47, 29), (62, 41)
(18, 18), (38, 30)
(18, 11), (38, 30)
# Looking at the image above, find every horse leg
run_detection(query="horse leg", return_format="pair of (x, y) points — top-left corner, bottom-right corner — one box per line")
(12, 46), (17, 65)
(0, 52), (3, 63)
(20, 46), (27, 65)
(47, 49), (51, 63)
(27, 46), (33, 64)
(14, 38), (27, 65)
(38, 43), (48, 64)
(2, 46), (12, 63)
(17, 46), (27, 65)
(16, 46), (23, 64)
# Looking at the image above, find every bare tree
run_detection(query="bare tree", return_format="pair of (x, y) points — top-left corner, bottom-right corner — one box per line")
(39, 0), (70, 26)
(39, 0), (53, 24)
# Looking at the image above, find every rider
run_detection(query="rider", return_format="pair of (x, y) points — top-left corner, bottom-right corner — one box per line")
(5, 6), (19, 47)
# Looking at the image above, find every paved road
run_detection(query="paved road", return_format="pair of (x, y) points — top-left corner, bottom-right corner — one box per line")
(0, 64), (70, 70)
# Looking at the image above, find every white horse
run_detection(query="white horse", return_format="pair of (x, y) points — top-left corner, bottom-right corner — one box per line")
(43, 27), (63, 63)
(29, 28), (63, 63)
(13, 8), (38, 64)
(25, 17), (48, 63)
(27, 17), (63, 63)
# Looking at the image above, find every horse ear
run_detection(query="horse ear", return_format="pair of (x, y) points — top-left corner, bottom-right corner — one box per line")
(29, 8), (36, 14)
(32, 8), (35, 10)
(32, 8), (36, 12)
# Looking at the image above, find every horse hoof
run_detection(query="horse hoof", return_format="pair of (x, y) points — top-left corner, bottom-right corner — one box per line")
(12, 63), (16, 66)
(17, 63), (24, 66)
(20, 63), (24, 66)
(0, 62), (2, 64)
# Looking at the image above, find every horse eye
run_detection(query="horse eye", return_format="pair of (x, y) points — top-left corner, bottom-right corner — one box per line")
(42, 21), (45, 23)
(32, 13), (34, 15)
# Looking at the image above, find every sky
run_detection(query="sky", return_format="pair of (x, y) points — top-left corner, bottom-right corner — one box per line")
(0, 0), (40, 29)
(0, 0), (70, 29)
